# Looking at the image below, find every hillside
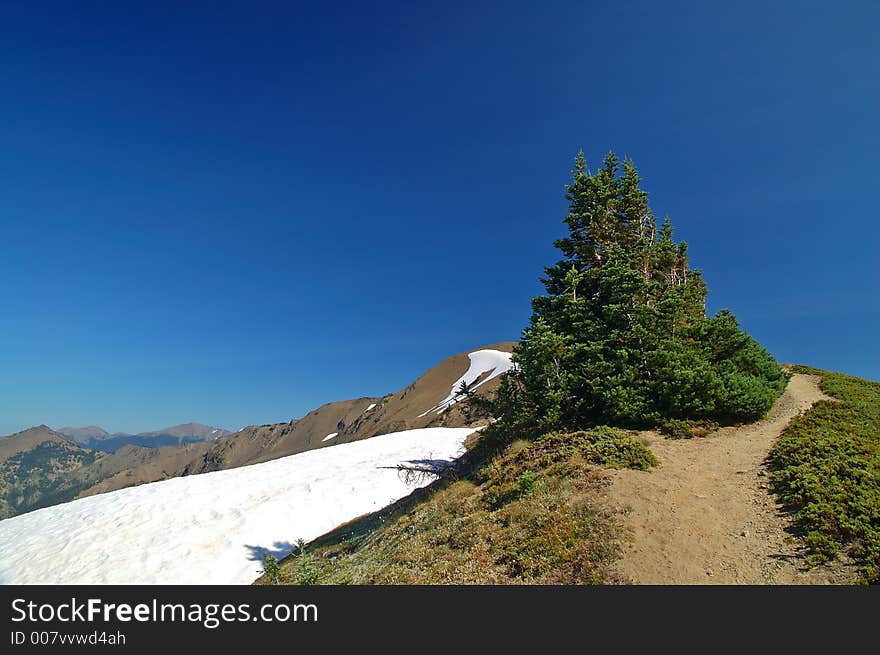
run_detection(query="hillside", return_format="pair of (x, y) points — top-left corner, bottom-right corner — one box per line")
(253, 154), (876, 586)
(768, 366), (880, 583)
(71, 443), (213, 498)
(255, 425), (654, 584)
(602, 372), (858, 583)
(0, 345), (515, 514)
(4, 149), (874, 588)
(0, 429), (223, 520)
(256, 369), (877, 585)
(0, 425), (70, 462)
(5, 362), (872, 585)
(0, 426), (101, 519)
(73, 344), (514, 496)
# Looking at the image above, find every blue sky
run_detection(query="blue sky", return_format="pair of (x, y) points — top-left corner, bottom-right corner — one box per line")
(1, 1), (877, 435)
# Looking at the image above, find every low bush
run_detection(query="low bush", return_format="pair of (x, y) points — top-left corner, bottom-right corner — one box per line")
(658, 418), (719, 439)
(261, 554), (282, 584)
(768, 366), (880, 584)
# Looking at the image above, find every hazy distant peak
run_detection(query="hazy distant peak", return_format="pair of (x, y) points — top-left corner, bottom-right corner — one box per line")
(57, 426), (110, 444)
(140, 423), (231, 440)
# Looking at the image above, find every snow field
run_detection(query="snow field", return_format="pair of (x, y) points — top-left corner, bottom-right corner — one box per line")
(418, 349), (513, 417)
(0, 427), (474, 585)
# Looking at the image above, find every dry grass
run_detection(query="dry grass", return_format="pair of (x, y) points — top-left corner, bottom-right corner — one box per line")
(257, 427), (655, 585)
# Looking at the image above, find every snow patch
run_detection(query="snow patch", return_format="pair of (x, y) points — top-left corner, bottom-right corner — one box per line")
(418, 349), (513, 417)
(364, 403), (377, 412)
(322, 432), (338, 442)
(0, 427), (474, 585)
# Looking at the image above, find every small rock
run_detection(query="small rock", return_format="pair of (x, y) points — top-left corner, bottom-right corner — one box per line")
(741, 530), (750, 538)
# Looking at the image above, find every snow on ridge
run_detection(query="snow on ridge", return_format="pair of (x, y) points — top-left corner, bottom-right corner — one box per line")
(322, 432), (338, 442)
(364, 403), (377, 412)
(418, 349), (513, 418)
(0, 427), (474, 585)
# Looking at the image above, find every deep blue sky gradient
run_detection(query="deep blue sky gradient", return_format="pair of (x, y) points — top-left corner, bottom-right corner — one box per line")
(1, 1), (877, 434)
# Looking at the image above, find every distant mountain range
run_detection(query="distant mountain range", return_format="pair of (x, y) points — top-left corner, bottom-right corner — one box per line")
(0, 344), (514, 520)
(57, 423), (232, 452)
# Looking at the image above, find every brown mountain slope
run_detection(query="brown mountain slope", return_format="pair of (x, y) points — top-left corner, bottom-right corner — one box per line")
(0, 425), (72, 463)
(0, 426), (101, 518)
(76, 343), (514, 496)
(193, 342), (516, 472)
(74, 443), (213, 497)
(1, 427), (218, 516)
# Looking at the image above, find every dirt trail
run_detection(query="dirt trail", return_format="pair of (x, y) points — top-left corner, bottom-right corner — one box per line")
(603, 373), (856, 584)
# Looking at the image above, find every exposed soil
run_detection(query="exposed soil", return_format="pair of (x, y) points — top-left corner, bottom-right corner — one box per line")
(602, 373), (858, 584)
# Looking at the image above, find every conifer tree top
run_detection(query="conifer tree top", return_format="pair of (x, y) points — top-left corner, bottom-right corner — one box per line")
(488, 151), (787, 436)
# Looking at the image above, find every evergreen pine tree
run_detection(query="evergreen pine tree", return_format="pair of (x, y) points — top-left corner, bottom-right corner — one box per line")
(491, 152), (788, 438)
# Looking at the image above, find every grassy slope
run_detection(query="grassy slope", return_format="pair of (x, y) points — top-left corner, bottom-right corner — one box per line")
(257, 427), (655, 585)
(768, 366), (880, 583)
(255, 365), (876, 586)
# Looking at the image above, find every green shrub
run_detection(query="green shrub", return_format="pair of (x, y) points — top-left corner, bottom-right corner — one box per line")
(481, 427), (655, 510)
(515, 470), (539, 497)
(658, 418), (719, 439)
(658, 419), (694, 439)
(521, 427), (657, 471)
(289, 539), (323, 585)
(484, 470), (540, 509)
(261, 554), (283, 584)
(768, 366), (880, 584)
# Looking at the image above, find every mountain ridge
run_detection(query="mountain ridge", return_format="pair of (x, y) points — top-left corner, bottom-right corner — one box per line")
(0, 343), (515, 516)
(155, 343), (515, 477)
(0, 426), (101, 519)
(57, 422), (232, 452)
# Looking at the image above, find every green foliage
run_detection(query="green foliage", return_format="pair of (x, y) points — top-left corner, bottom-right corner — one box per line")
(483, 469), (543, 511)
(0, 442), (100, 519)
(456, 379), (493, 423)
(261, 554), (282, 584)
(515, 470), (539, 497)
(658, 419), (696, 439)
(261, 539), (323, 585)
(482, 427), (655, 510)
(484, 152), (787, 440)
(288, 538), (322, 585)
(658, 418), (719, 439)
(768, 366), (880, 584)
